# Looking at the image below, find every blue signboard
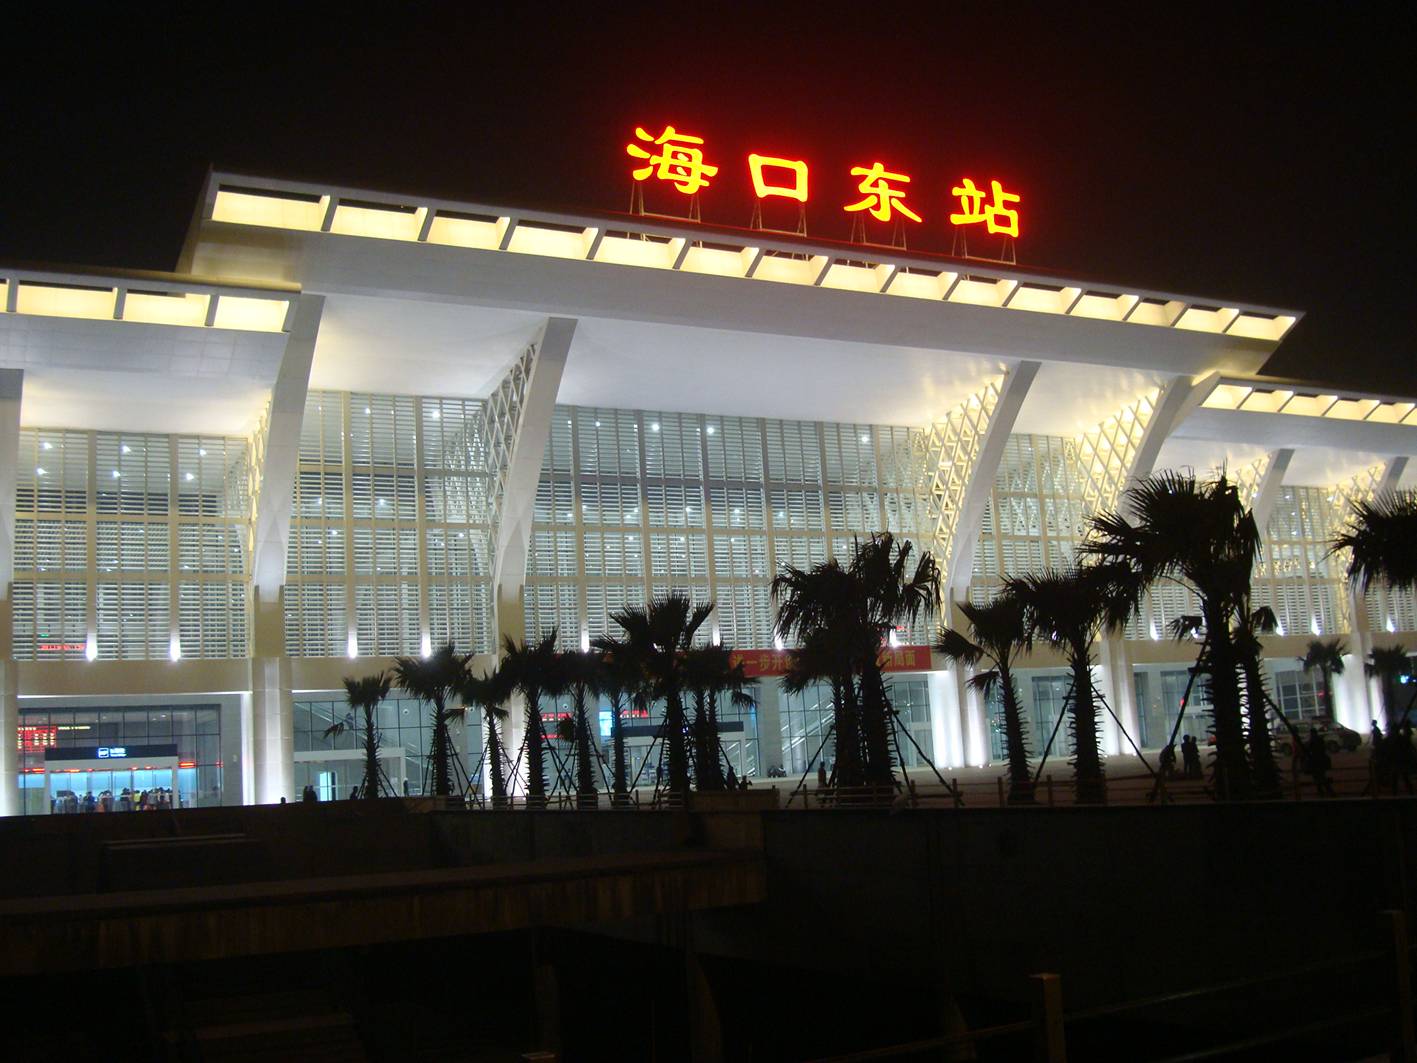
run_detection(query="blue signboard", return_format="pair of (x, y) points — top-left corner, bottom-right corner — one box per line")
(43, 743), (179, 762)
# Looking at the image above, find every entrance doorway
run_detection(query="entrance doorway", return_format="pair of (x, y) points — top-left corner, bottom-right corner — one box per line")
(42, 744), (180, 813)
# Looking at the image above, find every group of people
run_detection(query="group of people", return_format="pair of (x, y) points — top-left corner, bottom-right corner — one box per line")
(1159, 734), (1206, 780)
(1368, 720), (1417, 795)
(51, 787), (177, 813)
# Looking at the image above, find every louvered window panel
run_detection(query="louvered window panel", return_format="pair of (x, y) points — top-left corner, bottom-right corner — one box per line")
(284, 583), (346, 657)
(823, 424), (877, 486)
(95, 580), (169, 660)
(179, 582), (248, 658)
(713, 535), (769, 580)
(428, 581), (492, 653)
(523, 583), (580, 649)
(586, 582), (647, 647)
(584, 531), (644, 579)
(773, 537), (827, 571)
(768, 488), (824, 531)
(649, 533), (709, 579)
(705, 416), (764, 482)
(16, 427), (248, 660)
(716, 583), (774, 649)
(94, 434), (169, 515)
(11, 579), (87, 660)
(765, 420), (821, 484)
(644, 412), (703, 479)
(355, 582), (420, 657)
(709, 485), (766, 529)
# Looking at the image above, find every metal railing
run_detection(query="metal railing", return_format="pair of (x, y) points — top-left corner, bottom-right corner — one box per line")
(803, 911), (1417, 1062)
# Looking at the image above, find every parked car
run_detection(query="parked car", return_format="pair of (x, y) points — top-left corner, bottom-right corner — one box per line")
(1271, 718), (1362, 757)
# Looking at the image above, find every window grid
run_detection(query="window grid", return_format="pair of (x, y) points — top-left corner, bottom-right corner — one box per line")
(13, 429), (249, 660)
(524, 405), (940, 651)
(285, 390), (495, 656)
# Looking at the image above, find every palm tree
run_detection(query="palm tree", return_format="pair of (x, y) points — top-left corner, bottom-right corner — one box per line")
(500, 630), (561, 808)
(1300, 637), (1348, 722)
(1083, 472), (1259, 800)
(392, 642), (470, 798)
(459, 666), (512, 807)
(773, 560), (867, 790)
(847, 535), (942, 787)
(1007, 565), (1133, 805)
(1367, 645), (1415, 725)
(936, 593), (1034, 804)
(1332, 491), (1417, 594)
(557, 650), (602, 808)
(326, 672), (392, 800)
(592, 635), (642, 806)
(682, 643), (756, 791)
(611, 594), (714, 799)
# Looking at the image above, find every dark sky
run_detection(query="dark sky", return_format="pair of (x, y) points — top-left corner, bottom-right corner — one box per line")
(3, 3), (1414, 393)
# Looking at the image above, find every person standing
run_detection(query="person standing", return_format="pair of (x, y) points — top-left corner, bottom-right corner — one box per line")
(1181, 735), (1203, 779)
(1306, 726), (1335, 797)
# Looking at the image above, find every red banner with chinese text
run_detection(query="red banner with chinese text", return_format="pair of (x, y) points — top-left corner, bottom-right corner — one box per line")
(730, 645), (932, 678)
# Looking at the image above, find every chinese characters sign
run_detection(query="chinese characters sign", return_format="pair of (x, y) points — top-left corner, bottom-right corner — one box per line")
(626, 124), (1020, 237)
(731, 645), (932, 678)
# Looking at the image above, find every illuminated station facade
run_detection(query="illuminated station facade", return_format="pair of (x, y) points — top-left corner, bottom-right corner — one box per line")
(1, 152), (1415, 814)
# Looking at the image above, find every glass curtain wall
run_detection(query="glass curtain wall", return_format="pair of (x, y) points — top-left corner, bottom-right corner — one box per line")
(17, 705), (223, 814)
(293, 695), (478, 798)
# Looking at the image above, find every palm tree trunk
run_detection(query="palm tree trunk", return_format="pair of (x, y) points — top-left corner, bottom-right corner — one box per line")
(431, 695), (452, 797)
(487, 711), (507, 807)
(612, 694), (629, 805)
(1243, 655), (1281, 798)
(573, 682), (597, 808)
(1321, 668), (1335, 721)
(832, 672), (864, 789)
(998, 662), (1034, 804)
(665, 688), (691, 797)
(694, 689), (723, 792)
(362, 706), (381, 799)
(525, 683), (547, 807)
(1069, 648), (1106, 804)
(611, 694), (629, 805)
(859, 663), (897, 791)
(1204, 609), (1251, 801)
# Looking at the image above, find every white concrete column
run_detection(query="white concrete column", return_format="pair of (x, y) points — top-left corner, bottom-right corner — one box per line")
(945, 360), (1039, 600)
(248, 296), (323, 804)
(1340, 457), (1409, 730)
(754, 677), (784, 774)
(0, 369), (21, 815)
(1095, 637), (1138, 756)
(928, 667), (970, 768)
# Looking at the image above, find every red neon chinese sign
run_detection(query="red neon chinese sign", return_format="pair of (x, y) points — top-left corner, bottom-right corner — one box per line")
(730, 645), (933, 678)
(626, 124), (1022, 238)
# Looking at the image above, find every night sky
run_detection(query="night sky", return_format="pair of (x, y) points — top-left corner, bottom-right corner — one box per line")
(3, 4), (1413, 393)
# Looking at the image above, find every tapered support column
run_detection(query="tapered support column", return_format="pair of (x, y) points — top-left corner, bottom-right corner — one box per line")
(248, 297), (323, 804)
(1120, 374), (1209, 501)
(1250, 448), (1294, 531)
(0, 369), (22, 816)
(945, 361), (1039, 600)
(493, 317), (576, 648)
(490, 318), (575, 778)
